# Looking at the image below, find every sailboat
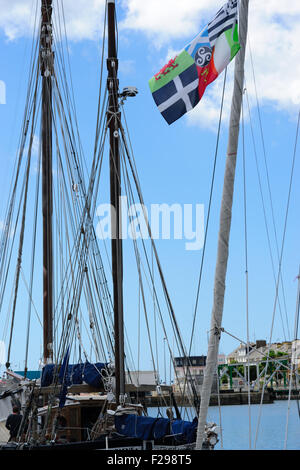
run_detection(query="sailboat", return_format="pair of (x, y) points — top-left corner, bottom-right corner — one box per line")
(0, 0), (228, 451)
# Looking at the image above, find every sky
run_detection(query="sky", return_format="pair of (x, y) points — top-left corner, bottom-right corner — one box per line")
(0, 0), (299, 376)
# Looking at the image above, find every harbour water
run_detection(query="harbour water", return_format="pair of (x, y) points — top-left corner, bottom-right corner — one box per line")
(148, 401), (300, 450)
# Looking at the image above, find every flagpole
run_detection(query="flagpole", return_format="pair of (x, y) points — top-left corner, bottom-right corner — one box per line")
(195, 0), (249, 450)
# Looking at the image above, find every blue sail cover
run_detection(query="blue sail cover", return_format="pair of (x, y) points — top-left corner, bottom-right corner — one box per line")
(41, 361), (108, 388)
(114, 414), (198, 443)
(58, 347), (70, 408)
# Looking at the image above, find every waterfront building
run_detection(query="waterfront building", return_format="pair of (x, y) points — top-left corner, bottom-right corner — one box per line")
(173, 355), (222, 394)
(291, 340), (300, 369)
(227, 340), (267, 364)
(226, 340), (293, 365)
(222, 340), (293, 390)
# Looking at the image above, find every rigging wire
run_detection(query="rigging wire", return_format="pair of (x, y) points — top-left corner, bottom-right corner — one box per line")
(244, 87), (289, 340)
(293, 269), (300, 420)
(284, 266), (300, 448)
(0, 56), (41, 313)
(24, 133), (42, 375)
(241, 92), (252, 449)
(248, 37), (290, 340)
(254, 108), (300, 449)
(49, 52), (112, 364)
(222, 327), (296, 376)
(152, 247), (160, 382)
(4, 0), (114, 373)
(120, 142), (180, 410)
(0, 0), (209, 432)
(119, 114), (196, 416)
(180, 67), (228, 416)
(189, 67), (227, 355)
(121, 151), (159, 378)
(6, 76), (40, 368)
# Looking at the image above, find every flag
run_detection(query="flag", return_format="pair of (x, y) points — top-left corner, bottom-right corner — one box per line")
(149, 0), (240, 125)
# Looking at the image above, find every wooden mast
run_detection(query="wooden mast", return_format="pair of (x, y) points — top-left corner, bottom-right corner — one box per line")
(107, 0), (125, 404)
(40, 0), (54, 364)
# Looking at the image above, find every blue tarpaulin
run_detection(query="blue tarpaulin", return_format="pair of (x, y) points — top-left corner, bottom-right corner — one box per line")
(114, 415), (170, 440)
(58, 347), (70, 408)
(114, 414), (198, 443)
(171, 417), (198, 443)
(14, 371), (41, 380)
(41, 364), (56, 387)
(41, 361), (108, 388)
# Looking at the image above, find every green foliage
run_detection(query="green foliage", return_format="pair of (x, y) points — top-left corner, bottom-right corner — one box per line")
(259, 350), (286, 374)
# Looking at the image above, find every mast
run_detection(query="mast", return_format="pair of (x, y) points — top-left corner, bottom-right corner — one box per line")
(195, 0), (249, 449)
(107, 0), (125, 404)
(40, 0), (54, 364)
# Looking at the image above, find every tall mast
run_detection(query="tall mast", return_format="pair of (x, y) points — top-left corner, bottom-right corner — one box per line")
(195, 0), (249, 449)
(107, 0), (125, 404)
(40, 0), (54, 364)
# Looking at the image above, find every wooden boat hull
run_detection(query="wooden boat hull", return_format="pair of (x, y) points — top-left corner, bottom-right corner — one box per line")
(0, 434), (199, 451)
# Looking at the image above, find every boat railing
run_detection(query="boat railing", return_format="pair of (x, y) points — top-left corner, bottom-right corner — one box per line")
(55, 426), (92, 441)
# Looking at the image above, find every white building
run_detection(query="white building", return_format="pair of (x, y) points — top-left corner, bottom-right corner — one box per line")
(173, 356), (223, 394)
(292, 340), (300, 367)
(125, 371), (157, 387)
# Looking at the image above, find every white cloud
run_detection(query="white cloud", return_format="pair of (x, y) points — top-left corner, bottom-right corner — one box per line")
(119, 59), (135, 76)
(54, 0), (106, 42)
(0, 0), (217, 44)
(0, 0), (35, 40)
(31, 134), (40, 156)
(121, 0), (300, 128)
(20, 133), (39, 158)
(0, 0), (299, 128)
(246, 1), (300, 110)
(186, 72), (235, 131)
(120, 0), (214, 47)
(0, 0), (106, 41)
(0, 220), (14, 239)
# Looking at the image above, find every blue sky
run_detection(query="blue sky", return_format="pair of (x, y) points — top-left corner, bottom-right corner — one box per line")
(0, 0), (299, 376)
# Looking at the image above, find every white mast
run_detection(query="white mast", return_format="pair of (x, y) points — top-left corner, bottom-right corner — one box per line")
(195, 0), (249, 450)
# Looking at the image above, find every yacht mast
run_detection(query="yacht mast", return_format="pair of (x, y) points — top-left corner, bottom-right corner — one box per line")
(195, 0), (249, 449)
(107, 0), (125, 404)
(40, 0), (54, 364)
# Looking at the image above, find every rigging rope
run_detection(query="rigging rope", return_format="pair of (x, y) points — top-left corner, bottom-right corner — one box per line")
(6, 78), (40, 368)
(1, 0), (115, 377)
(241, 93), (252, 449)
(180, 67), (228, 415)
(254, 108), (300, 448)
(284, 268), (300, 448)
(119, 114), (196, 415)
(244, 87), (289, 340)
(189, 67), (227, 354)
(248, 37), (290, 340)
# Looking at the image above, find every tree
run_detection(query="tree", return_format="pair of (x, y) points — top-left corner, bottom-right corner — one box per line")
(259, 350), (286, 375)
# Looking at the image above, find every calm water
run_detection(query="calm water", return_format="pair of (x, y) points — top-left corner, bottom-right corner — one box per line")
(148, 401), (300, 450)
